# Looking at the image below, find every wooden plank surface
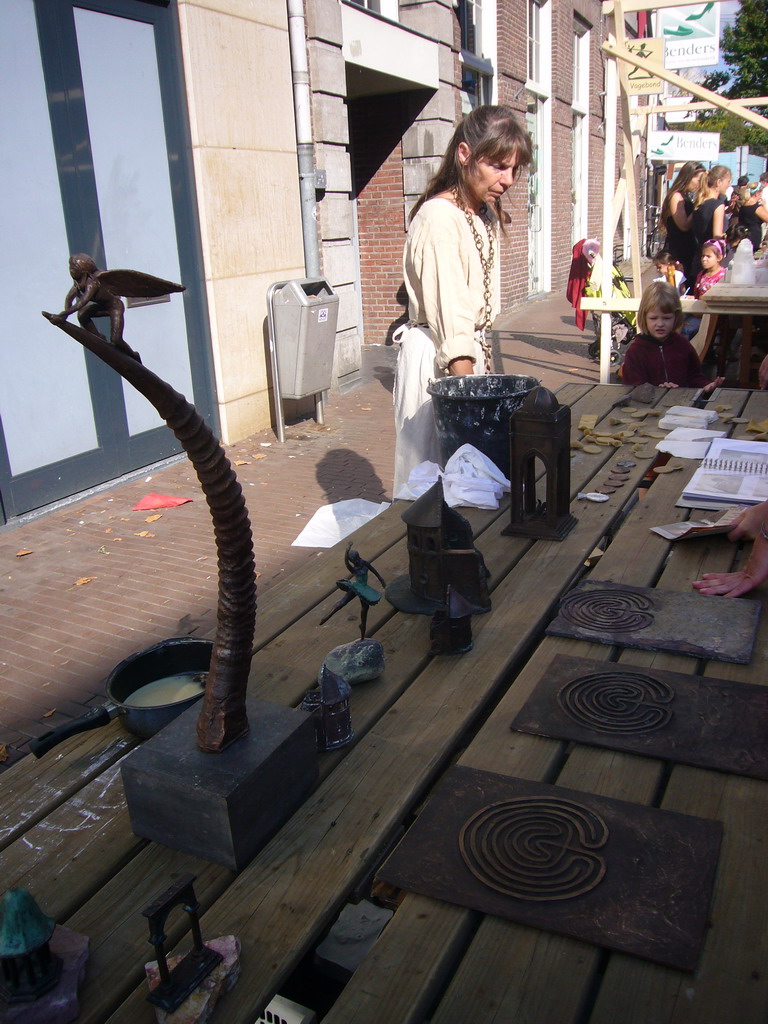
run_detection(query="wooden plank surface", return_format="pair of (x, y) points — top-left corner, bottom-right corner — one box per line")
(101, 387), (657, 1022)
(15, 382), (766, 1024)
(323, 390), (768, 1024)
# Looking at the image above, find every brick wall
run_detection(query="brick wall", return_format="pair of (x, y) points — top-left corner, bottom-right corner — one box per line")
(349, 94), (412, 345)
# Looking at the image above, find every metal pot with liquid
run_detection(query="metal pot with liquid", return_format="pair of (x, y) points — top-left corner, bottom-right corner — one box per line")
(30, 637), (213, 757)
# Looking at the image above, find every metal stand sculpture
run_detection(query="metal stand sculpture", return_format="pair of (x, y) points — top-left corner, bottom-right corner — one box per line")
(142, 875), (222, 1013)
(45, 258), (317, 871)
(503, 386), (577, 541)
(44, 261), (255, 753)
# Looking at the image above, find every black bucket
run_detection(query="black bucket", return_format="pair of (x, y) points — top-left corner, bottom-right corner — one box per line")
(427, 374), (540, 474)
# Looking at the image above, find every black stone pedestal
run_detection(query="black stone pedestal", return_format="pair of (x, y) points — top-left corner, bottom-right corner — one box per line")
(120, 698), (318, 871)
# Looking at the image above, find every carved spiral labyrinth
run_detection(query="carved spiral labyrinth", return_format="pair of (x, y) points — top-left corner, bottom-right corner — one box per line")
(557, 670), (675, 734)
(559, 589), (655, 633)
(459, 797), (608, 901)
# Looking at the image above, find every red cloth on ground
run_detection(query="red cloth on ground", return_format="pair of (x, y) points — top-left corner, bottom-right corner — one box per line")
(132, 493), (193, 511)
(566, 239), (591, 331)
(620, 331), (709, 388)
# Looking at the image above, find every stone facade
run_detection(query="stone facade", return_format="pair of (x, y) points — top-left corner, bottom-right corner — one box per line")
(180, 0), (624, 435)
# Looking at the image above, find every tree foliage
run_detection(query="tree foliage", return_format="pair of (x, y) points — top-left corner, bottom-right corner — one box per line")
(693, 0), (768, 154)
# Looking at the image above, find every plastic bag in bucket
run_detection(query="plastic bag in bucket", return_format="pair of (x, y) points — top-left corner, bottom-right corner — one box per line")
(427, 374), (540, 475)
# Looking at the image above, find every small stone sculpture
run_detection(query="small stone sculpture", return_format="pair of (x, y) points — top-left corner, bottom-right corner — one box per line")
(322, 637), (385, 686)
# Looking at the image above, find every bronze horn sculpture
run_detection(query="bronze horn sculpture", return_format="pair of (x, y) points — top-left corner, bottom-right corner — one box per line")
(43, 265), (255, 753)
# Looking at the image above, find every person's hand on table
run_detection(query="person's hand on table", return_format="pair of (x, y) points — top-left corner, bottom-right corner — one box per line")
(692, 565), (768, 597)
(693, 505), (768, 596)
(725, 502), (768, 542)
(701, 376), (726, 394)
(659, 381), (680, 389)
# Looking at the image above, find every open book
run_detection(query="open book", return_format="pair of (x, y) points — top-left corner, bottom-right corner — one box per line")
(681, 437), (768, 506)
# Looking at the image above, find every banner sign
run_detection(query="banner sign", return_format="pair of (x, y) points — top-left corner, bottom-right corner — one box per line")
(619, 38), (665, 95)
(648, 130), (720, 162)
(655, 3), (720, 69)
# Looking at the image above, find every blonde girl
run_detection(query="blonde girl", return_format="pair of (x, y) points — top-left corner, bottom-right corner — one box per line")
(622, 281), (723, 392)
(692, 165), (732, 251)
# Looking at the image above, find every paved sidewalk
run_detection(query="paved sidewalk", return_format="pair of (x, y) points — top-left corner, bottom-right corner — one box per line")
(0, 293), (594, 769)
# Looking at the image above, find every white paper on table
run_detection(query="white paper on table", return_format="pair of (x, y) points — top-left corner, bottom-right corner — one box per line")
(658, 406), (720, 431)
(292, 499), (391, 548)
(655, 426), (726, 459)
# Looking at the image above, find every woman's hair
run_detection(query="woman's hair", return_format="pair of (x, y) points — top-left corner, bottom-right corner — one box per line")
(726, 221), (750, 247)
(658, 161), (705, 228)
(694, 165), (732, 208)
(701, 238), (725, 262)
(637, 281), (683, 334)
(409, 105), (533, 226)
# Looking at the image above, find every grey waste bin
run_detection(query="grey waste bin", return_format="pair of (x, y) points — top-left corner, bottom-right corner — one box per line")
(271, 278), (339, 400)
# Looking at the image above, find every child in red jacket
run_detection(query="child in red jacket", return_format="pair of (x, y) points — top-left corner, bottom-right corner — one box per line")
(621, 282), (724, 392)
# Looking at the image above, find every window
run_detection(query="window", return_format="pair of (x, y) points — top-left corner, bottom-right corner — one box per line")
(572, 19), (590, 244)
(527, 0), (542, 88)
(457, 0), (496, 112)
(347, 0), (399, 20)
(526, 0), (551, 294)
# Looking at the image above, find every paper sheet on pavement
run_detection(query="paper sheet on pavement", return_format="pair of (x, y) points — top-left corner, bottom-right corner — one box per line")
(292, 499), (390, 548)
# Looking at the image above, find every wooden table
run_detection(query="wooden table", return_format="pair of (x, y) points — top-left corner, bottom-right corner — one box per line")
(581, 282), (768, 387)
(681, 283), (768, 386)
(3, 383), (768, 1024)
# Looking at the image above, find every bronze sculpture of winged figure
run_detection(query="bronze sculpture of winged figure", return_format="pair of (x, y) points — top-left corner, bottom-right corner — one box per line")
(55, 253), (185, 362)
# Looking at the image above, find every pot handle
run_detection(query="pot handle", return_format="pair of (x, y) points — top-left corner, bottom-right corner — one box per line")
(29, 706), (116, 758)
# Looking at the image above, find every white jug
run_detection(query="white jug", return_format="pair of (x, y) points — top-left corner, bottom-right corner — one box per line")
(731, 239), (756, 285)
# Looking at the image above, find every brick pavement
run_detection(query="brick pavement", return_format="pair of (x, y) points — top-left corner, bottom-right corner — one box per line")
(0, 294), (597, 770)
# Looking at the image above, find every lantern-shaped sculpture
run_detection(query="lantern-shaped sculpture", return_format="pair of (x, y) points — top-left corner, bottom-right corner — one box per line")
(503, 386), (577, 541)
(0, 888), (62, 1004)
(301, 665), (354, 751)
(429, 586), (474, 655)
(386, 478), (491, 615)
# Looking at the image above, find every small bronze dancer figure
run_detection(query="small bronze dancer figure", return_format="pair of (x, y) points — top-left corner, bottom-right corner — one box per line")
(320, 544), (385, 640)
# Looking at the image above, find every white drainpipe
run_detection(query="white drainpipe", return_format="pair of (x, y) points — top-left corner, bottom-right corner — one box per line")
(286, 0), (321, 278)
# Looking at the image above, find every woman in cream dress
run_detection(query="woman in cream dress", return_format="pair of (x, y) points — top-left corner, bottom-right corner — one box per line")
(393, 105), (533, 496)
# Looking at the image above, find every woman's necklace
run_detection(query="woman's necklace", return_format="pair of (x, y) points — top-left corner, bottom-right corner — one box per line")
(453, 188), (495, 367)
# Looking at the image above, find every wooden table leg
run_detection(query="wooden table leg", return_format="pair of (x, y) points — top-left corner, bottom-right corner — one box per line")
(690, 313), (717, 359)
